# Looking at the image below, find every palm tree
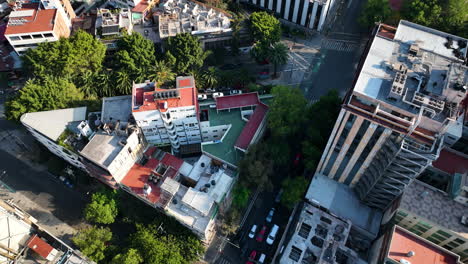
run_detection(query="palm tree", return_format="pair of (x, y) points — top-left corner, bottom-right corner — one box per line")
(77, 71), (97, 97)
(149, 61), (176, 87)
(115, 70), (132, 95)
(268, 42), (289, 78)
(202, 67), (219, 89)
(96, 70), (112, 97)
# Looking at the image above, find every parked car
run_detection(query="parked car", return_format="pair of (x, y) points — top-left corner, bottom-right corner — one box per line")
(266, 225), (279, 245)
(246, 250), (257, 264)
(275, 189), (284, 203)
(266, 208), (275, 223)
(248, 225), (257, 239)
(212, 92), (224, 98)
(198, 94), (207, 100)
(256, 225), (267, 242)
(258, 253), (266, 263)
(230, 89), (242, 95)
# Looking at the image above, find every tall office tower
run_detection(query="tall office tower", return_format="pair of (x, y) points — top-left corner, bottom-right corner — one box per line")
(131, 76), (201, 153)
(317, 20), (468, 210)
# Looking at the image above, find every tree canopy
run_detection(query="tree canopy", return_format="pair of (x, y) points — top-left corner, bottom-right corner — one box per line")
(72, 226), (112, 262)
(402, 0), (442, 27)
(249, 11), (282, 45)
(268, 86), (308, 138)
(238, 142), (274, 191)
(280, 176), (308, 208)
(5, 77), (84, 121)
(166, 33), (209, 74)
(112, 248), (143, 264)
(358, 0), (392, 27)
(22, 30), (106, 79)
(84, 191), (118, 224)
(268, 42), (289, 77)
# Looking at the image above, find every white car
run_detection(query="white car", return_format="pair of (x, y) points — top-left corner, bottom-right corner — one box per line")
(198, 94), (207, 100)
(266, 208), (275, 223)
(248, 224), (257, 239)
(266, 225), (279, 245)
(213, 92), (224, 98)
(230, 90), (242, 95)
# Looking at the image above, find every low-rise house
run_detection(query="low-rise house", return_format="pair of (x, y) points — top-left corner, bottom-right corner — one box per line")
(95, 8), (133, 37)
(156, 0), (232, 48)
(5, 0), (76, 54)
(0, 200), (93, 264)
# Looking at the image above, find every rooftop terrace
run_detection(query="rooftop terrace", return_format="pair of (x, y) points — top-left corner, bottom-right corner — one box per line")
(400, 180), (468, 239)
(101, 95), (132, 125)
(80, 133), (127, 167)
(388, 225), (460, 264)
(352, 20), (467, 129)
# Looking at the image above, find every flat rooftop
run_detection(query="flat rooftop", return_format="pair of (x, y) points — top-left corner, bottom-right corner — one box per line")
(432, 148), (468, 175)
(388, 226), (459, 264)
(5, 3), (57, 35)
(306, 173), (382, 239)
(352, 20), (467, 124)
(20, 107), (87, 141)
(400, 180), (468, 239)
(80, 133), (127, 167)
(279, 202), (366, 264)
(101, 95), (132, 125)
(201, 106), (245, 166)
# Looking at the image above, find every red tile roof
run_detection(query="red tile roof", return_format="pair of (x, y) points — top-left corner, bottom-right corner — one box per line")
(388, 226), (459, 264)
(161, 153), (184, 170)
(132, 0), (149, 13)
(235, 102), (268, 151)
(5, 4), (57, 35)
(27, 235), (55, 260)
(132, 86), (197, 112)
(215, 93), (261, 110)
(121, 162), (161, 204)
(432, 149), (468, 175)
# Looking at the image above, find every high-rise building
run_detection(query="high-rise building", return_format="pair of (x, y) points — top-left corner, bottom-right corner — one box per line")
(316, 20), (468, 210)
(5, 0), (76, 54)
(241, 0), (335, 31)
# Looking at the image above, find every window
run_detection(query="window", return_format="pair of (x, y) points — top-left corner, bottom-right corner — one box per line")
(9, 36), (21, 41)
(222, 128), (227, 131)
(213, 135), (218, 138)
(436, 230), (452, 239)
(43, 33), (54, 38)
(32, 34), (43, 39)
(298, 223), (311, 239)
(289, 246), (303, 262)
(213, 130), (218, 132)
(320, 216), (332, 225)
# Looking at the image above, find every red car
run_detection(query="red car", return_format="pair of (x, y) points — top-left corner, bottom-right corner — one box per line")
(246, 250), (257, 264)
(256, 226), (267, 242)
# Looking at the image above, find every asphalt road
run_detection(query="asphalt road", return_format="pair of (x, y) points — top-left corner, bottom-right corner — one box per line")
(0, 142), (87, 227)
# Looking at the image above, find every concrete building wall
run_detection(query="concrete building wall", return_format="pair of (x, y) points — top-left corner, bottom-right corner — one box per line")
(54, 11), (72, 38)
(243, 0), (331, 31)
(107, 132), (146, 183)
(6, 31), (58, 54)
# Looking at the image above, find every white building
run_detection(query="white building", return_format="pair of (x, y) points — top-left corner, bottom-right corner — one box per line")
(241, 0), (335, 31)
(95, 8), (133, 37)
(131, 77), (202, 152)
(5, 0), (76, 54)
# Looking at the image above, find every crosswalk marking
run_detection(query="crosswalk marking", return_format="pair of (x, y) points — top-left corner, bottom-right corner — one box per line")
(217, 257), (231, 264)
(321, 39), (358, 52)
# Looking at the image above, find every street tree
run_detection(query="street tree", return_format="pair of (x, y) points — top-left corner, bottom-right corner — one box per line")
(249, 11), (281, 45)
(238, 143), (274, 191)
(22, 30), (106, 79)
(358, 0), (392, 27)
(280, 176), (308, 209)
(268, 42), (289, 78)
(116, 32), (156, 71)
(112, 248), (143, 264)
(166, 33), (209, 74)
(149, 60), (176, 87)
(72, 226), (112, 262)
(231, 185), (251, 209)
(5, 77), (84, 121)
(402, 0), (442, 27)
(130, 225), (185, 264)
(443, 0), (468, 36)
(267, 85), (308, 138)
(202, 66), (219, 88)
(84, 191), (118, 224)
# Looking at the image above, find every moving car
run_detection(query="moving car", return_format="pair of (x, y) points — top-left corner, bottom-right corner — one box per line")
(266, 208), (275, 223)
(213, 92), (224, 98)
(256, 225), (267, 242)
(266, 225), (279, 245)
(248, 225), (257, 239)
(246, 250), (257, 264)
